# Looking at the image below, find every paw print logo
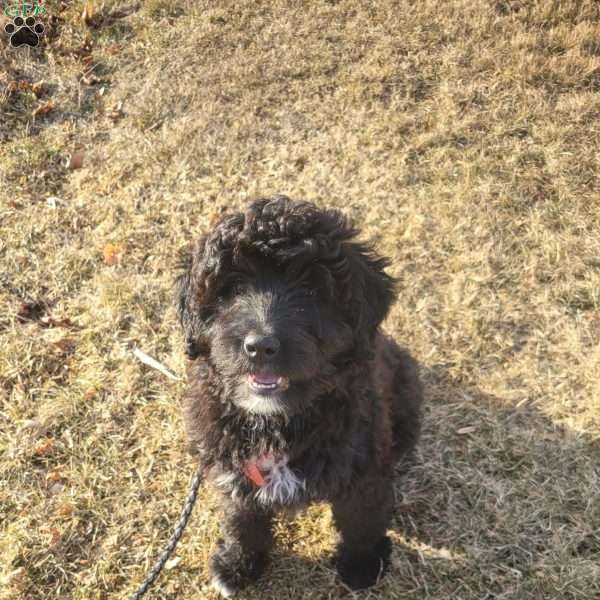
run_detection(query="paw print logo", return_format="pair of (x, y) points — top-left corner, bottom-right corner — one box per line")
(4, 16), (45, 48)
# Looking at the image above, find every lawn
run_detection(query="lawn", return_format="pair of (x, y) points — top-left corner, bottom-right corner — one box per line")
(1, 1), (599, 598)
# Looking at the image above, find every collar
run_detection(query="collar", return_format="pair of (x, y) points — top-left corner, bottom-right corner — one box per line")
(243, 462), (266, 486)
(243, 452), (279, 487)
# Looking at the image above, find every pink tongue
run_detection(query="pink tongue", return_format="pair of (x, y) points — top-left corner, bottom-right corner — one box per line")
(253, 374), (279, 384)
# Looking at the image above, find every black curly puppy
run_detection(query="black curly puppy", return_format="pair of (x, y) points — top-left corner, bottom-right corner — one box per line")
(176, 195), (422, 597)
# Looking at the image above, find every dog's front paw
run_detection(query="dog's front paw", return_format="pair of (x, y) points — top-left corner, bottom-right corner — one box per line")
(209, 539), (268, 598)
(335, 535), (391, 590)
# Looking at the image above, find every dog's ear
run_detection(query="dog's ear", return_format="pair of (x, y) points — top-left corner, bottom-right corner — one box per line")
(175, 236), (209, 359)
(175, 212), (245, 359)
(342, 241), (396, 358)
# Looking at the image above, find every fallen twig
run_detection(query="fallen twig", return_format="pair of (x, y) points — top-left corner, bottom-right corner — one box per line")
(132, 347), (181, 381)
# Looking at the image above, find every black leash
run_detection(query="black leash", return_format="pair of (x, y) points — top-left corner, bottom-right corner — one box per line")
(130, 465), (204, 600)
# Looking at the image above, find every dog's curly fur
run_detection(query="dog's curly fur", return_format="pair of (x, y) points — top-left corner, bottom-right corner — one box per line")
(176, 195), (423, 596)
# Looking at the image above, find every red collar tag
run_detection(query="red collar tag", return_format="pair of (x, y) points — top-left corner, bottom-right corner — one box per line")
(243, 462), (266, 486)
(243, 452), (278, 487)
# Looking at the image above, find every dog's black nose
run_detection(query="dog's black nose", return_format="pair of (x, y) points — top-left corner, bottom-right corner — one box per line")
(244, 333), (280, 359)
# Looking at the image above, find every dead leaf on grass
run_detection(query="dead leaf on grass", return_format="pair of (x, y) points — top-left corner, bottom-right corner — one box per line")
(56, 503), (74, 517)
(33, 438), (56, 457)
(45, 527), (62, 546)
(83, 387), (97, 400)
(8, 80), (45, 97)
(53, 336), (78, 354)
(46, 469), (66, 484)
(40, 523), (63, 546)
(103, 243), (123, 265)
(32, 100), (55, 118)
(67, 145), (85, 170)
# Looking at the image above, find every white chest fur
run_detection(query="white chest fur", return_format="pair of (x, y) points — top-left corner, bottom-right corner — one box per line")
(214, 453), (305, 505)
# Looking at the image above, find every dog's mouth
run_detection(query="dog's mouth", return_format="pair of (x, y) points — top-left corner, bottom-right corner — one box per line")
(248, 373), (290, 393)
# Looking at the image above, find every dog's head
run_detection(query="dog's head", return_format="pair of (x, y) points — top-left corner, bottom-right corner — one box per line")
(176, 195), (395, 416)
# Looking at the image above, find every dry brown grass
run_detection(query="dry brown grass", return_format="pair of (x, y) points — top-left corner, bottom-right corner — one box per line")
(1, 1), (599, 598)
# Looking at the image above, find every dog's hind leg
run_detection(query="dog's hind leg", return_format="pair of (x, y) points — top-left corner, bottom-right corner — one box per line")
(332, 475), (394, 590)
(209, 496), (273, 598)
